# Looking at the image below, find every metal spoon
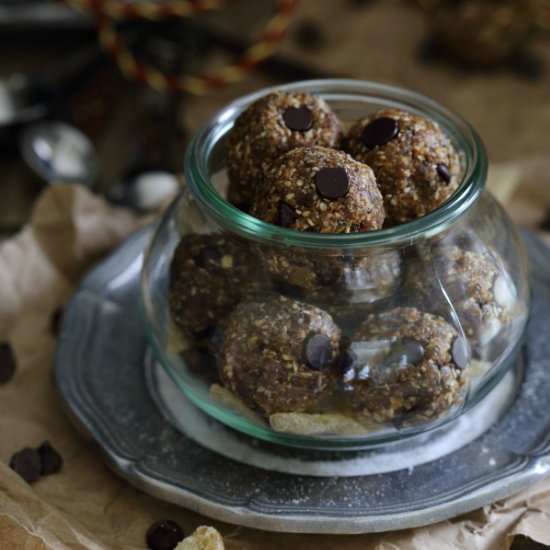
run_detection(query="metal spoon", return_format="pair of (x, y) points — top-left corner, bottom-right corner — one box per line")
(19, 120), (99, 188)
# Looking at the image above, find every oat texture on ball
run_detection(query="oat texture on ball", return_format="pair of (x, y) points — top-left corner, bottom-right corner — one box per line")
(403, 244), (516, 352)
(168, 233), (266, 347)
(226, 91), (342, 209)
(250, 146), (385, 233)
(345, 108), (460, 225)
(347, 307), (470, 427)
(261, 247), (402, 322)
(218, 295), (341, 416)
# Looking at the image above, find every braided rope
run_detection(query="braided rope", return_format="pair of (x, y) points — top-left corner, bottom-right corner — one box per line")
(96, 0), (297, 94)
(60, 0), (297, 94)
(60, 0), (232, 20)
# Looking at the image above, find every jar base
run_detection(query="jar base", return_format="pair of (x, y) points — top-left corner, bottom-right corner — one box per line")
(145, 347), (522, 474)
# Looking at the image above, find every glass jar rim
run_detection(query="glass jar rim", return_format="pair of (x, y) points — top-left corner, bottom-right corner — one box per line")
(184, 79), (488, 249)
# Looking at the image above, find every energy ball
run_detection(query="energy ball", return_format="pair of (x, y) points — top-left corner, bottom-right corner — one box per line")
(168, 233), (263, 346)
(264, 249), (402, 318)
(250, 146), (385, 233)
(346, 307), (469, 427)
(226, 91), (342, 209)
(430, 0), (532, 68)
(218, 295), (340, 416)
(345, 109), (460, 225)
(403, 244), (516, 351)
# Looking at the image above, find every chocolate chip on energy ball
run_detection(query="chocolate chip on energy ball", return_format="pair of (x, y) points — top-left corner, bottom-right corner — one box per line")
(37, 441), (63, 475)
(436, 163), (451, 184)
(278, 201), (297, 228)
(283, 106), (314, 131)
(250, 146), (384, 233)
(304, 333), (333, 371)
(350, 307), (469, 426)
(315, 266), (340, 286)
(10, 448), (42, 484)
(0, 342), (16, 384)
(169, 234), (262, 348)
(226, 91), (342, 208)
(361, 117), (399, 148)
(219, 296), (340, 415)
(346, 109), (460, 224)
(314, 166), (350, 200)
(452, 336), (470, 370)
(146, 520), (184, 550)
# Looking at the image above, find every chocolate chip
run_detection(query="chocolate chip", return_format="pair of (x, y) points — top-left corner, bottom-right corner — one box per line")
(316, 267), (340, 286)
(384, 338), (425, 367)
(196, 247), (221, 269)
(361, 117), (399, 148)
(392, 408), (409, 430)
(512, 51), (544, 81)
(146, 520), (184, 550)
(10, 448), (42, 484)
(0, 342), (16, 384)
(294, 21), (324, 51)
(452, 336), (470, 370)
(278, 200), (297, 228)
(314, 167), (350, 200)
(338, 350), (356, 389)
(339, 351), (355, 372)
(303, 333), (333, 371)
(233, 371), (256, 405)
(37, 441), (63, 475)
(393, 404), (428, 430)
(342, 254), (355, 265)
(190, 325), (217, 341)
(181, 348), (220, 385)
(436, 163), (451, 184)
(417, 38), (446, 64)
(282, 106), (313, 132)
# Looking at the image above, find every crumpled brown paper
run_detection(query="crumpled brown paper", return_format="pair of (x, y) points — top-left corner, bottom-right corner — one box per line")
(1, 182), (550, 550)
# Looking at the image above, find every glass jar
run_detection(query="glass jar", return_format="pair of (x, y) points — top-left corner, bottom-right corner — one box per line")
(141, 80), (529, 450)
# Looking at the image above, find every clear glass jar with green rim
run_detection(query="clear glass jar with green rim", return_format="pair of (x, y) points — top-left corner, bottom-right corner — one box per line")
(141, 79), (529, 450)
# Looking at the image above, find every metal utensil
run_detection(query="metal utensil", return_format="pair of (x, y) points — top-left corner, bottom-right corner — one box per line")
(19, 120), (99, 187)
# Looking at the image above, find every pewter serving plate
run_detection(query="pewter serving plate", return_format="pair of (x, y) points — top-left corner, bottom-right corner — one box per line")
(54, 227), (550, 534)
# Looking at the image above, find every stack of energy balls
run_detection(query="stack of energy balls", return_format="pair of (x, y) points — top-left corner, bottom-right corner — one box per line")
(169, 90), (516, 433)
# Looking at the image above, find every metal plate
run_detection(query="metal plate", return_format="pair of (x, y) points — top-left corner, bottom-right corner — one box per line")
(54, 227), (550, 534)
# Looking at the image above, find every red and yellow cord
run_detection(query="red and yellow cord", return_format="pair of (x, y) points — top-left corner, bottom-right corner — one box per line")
(59, 0), (297, 94)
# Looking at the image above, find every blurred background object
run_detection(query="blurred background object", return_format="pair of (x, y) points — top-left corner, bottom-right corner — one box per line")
(0, 0), (549, 242)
